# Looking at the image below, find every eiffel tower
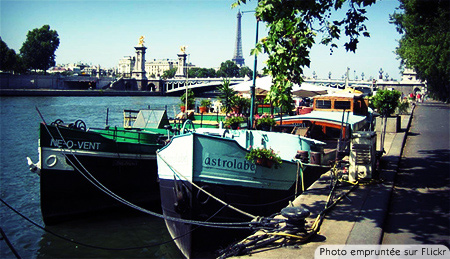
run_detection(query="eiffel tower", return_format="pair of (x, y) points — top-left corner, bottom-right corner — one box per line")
(232, 11), (245, 67)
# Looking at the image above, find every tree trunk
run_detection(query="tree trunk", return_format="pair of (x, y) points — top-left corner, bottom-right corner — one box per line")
(380, 116), (387, 153)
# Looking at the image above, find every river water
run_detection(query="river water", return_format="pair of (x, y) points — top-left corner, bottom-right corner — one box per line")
(0, 96), (188, 258)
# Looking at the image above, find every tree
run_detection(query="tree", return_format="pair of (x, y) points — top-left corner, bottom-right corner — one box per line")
(188, 65), (249, 78)
(239, 66), (253, 79)
(371, 89), (402, 117)
(218, 60), (240, 78)
(265, 79), (295, 125)
(205, 68), (218, 78)
(390, 0), (450, 102)
(20, 25), (60, 73)
(161, 67), (177, 79)
(188, 67), (216, 78)
(235, 0), (376, 96)
(234, 0), (376, 124)
(371, 89), (401, 152)
(0, 38), (18, 73)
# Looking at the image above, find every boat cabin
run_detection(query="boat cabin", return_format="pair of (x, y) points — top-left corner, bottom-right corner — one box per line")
(313, 92), (369, 116)
(277, 90), (371, 143)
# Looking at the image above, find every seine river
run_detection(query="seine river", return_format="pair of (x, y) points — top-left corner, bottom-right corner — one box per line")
(0, 96), (188, 258)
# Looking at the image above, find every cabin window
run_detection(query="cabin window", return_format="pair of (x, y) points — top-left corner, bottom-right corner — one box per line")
(316, 100), (332, 109)
(326, 127), (342, 139)
(335, 101), (351, 110)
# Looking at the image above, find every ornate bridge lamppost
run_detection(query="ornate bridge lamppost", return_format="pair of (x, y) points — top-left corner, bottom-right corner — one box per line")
(379, 68), (384, 80)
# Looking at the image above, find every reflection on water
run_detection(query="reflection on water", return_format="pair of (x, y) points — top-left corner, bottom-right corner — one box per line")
(37, 211), (182, 258)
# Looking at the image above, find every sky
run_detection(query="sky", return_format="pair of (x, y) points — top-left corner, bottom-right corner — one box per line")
(1, 0), (402, 80)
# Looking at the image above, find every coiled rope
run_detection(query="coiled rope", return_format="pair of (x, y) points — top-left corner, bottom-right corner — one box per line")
(218, 161), (363, 258)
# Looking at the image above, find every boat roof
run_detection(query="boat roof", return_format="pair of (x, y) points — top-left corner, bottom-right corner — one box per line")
(313, 88), (364, 99)
(277, 110), (367, 126)
(133, 110), (170, 129)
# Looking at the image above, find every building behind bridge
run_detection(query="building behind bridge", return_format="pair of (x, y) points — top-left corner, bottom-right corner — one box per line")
(117, 57), (196, 79)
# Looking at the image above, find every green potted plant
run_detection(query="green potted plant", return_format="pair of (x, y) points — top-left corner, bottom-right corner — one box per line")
(371, 89), (402, 151)
(255, 113), (276, 131)
(217, 79), (236, 114)
(180, 89), (195, 112)
(199, 99), (211, 114)
(224, 114), (245, 129)
(231, 95), (250, 114)
(245, 147), (282, 168)
(371, 89), (402, 117)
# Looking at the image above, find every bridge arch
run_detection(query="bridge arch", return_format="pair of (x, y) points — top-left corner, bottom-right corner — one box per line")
(148, 83), (156, 92)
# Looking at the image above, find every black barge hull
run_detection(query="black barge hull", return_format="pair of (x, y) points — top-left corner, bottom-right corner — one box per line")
(39, 123), (162, 224)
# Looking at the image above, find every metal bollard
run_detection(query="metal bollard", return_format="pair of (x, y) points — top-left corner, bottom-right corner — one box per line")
(281, 206), (310, 233)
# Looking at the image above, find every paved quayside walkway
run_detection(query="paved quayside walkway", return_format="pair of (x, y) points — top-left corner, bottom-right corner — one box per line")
(382, 101), (450, 247)
(229, 100), (449, 258)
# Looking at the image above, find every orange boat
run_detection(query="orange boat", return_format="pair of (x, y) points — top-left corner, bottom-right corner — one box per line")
(276, 89), (373, 151)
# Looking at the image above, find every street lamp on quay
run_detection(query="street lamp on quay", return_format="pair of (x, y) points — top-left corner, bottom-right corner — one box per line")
(242, 9), (258, 129)
(185, 53), (190, 114)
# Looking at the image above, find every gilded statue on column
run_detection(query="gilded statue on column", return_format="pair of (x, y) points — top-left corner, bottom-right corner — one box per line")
(138, 36), (145, 46)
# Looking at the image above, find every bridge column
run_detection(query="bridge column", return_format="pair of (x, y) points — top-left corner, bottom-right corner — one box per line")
(132, 36), (148, 90)
(175, 47), (187, 78)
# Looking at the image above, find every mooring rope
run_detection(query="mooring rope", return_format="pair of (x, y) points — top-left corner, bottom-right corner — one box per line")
(0, 198), (241, 251)
(295, 160), (305, 197)
(0, 226), (21, 259)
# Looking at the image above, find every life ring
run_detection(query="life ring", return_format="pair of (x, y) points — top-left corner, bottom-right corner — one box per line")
(74, 120), (86, 131)
(196, 185), (211, 205)
(45, 155), (57, 167)
(51, 119), (64, 126)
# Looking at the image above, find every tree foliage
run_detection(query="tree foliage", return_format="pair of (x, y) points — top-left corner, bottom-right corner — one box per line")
(161, 67), (177, 79)
(217, 62), (253, 79)
(20, 25), (60, 73)
(265, 79), (295, 118)
(188, 67), (216, 78)
(235, 0), (376, 117)
(237, 0), (375, 85)
(390, 0), (450, 102)
(371, 89), (402, 116)
(217, 60), (241, 78)
(0, 38), (18, 72)
(239, 66), (253, 79)
(162, 61), (251, 79)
